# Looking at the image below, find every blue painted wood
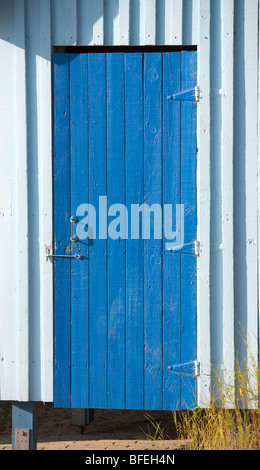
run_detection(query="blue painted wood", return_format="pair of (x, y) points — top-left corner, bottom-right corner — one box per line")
(88, 53), (108, 408)
(107, 53), (126, 409)
(12, 402), (37, 450)
(53, 53), (71, 407)
(70, 53), (89, 408)
(125, 53), (144, 409)
(180, 51), (197, 409)
(143, 53), (163, 410)
(53, 51), (197, 411)
(162, 52), (182, 410)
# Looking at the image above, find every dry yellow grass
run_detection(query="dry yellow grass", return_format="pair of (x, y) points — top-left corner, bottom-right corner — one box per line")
(173, 407), (260, 450)
(173, 354), (260, 450)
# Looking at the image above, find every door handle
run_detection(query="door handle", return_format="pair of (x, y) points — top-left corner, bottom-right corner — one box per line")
(45, 246), (81, 261)
(46, 253), (81, 260)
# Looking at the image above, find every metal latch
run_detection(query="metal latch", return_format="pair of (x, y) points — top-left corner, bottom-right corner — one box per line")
(168, 361), (200, 377)
(166, 240), (200, 256)
(167, 86), (201, 103)
(45, 246), (81, 261)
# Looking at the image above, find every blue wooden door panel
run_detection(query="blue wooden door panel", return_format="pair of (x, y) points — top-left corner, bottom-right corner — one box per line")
(53, 51), (197, 410)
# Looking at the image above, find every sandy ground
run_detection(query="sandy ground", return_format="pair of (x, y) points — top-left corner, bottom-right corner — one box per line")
(0, 403), (188, 451)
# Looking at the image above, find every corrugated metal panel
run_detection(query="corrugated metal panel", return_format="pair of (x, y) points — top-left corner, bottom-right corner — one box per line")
(25, 0), (53, 402)
(0, 0), (29, 401)
(50, 0), (200, 46)
(234, 0), (259, 405)
(196, 0), (211, 406)
(210, 0), (235, 398)
(0, 0), (259, 407)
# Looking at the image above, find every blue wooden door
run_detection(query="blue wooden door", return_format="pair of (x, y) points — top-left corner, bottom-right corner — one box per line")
(53, 51), (197, 410)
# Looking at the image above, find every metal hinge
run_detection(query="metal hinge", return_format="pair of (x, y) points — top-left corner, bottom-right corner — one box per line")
(166, 240), (200, 256)
(168, 361), (200, 377)
(167, 86), (201, 103)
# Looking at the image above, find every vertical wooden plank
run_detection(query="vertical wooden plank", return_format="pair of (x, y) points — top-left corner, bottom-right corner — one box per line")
(180, 50), (197, 409)
(143, 52), (163, 410)
(125, 53), (144, 409)
(70, 53), (89, 408)
(88, 53), (108, 408)
(221, 0), (235, 399)
(162, 52), (182, 410)
(197, 0), (211, 407)
(106, 53), (126, 408)
(53, 53), (71, 407)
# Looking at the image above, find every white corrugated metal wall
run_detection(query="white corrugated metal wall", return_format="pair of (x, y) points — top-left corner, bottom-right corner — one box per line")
(0, 0), (259, 407)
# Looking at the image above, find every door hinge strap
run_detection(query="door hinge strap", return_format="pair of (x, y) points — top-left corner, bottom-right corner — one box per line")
(168, 361), (200, 377)
(167, 86), (200, 103)
(166, 240), (200, 256)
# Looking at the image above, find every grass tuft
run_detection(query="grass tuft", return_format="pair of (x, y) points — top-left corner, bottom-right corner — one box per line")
(173, 355), (260, 450)
(138, 413), (171, 441)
